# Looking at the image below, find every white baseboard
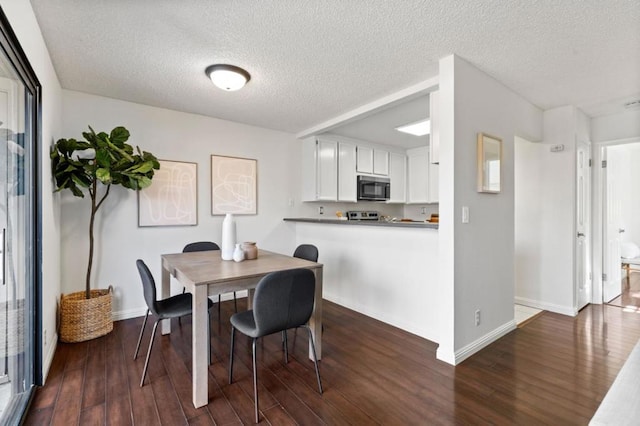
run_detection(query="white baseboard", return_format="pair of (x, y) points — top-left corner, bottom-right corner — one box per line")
(436, 345), (456, 365)
(42, 334), (58, 384)
(454, 320), (517, 364)
(515, 296), (577, 316)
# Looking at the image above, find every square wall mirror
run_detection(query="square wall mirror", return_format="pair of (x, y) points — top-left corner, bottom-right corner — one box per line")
(477, 133), (502, 193)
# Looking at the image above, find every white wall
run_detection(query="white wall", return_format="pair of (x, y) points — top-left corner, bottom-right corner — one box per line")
(514, 137), (544, 306)
(0, 0), (63, 381)
(515, 106), (591, 315)
(61, 90), (302, 319)
(592, 109), (640, 143)
(294, 222), (440, 341)
(437, 55), (542, 364)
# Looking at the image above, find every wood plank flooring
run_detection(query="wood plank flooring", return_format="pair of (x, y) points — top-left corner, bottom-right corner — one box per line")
(608, 271), (640, 309)
(25, 299), (640, 425)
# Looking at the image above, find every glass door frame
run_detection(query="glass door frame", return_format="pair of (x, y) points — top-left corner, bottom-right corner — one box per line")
(0, 5), (42, 422)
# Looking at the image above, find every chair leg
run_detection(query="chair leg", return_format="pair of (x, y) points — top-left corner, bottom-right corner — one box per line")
(282, 330), (289, 364)
(305, 325), (323, 394)
(134, 309), (150, 360)
(252, 338), (259, 423)
(233, 292), (238, 313)
(228, 326), (235, 384)
(218, 295), (221, 317)
(140, 320), (160, 387)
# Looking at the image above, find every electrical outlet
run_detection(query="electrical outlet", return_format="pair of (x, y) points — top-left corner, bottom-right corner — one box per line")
(474, 309), (481, 326)
(318, 206), (324, 215)
(288, 198), (294, 207)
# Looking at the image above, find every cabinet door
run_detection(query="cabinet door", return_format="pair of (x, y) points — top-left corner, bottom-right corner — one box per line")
(356, 146), (373, 174)
(388, 152), (406, 203)
(407, 146), (429, 203)
(317, 139), (338, 200)
(373, 150), (389, 175)
(338, 142), (357, 202)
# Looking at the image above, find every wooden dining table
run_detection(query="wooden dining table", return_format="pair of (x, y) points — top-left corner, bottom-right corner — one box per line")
(160, 249), (323, 408)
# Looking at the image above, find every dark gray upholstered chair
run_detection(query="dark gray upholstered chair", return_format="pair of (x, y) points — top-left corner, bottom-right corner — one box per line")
(182, 241), (237, 314)
(134, 259), (214, 387)
(228, 268), (322, 423)
(293, 244), (319, 262)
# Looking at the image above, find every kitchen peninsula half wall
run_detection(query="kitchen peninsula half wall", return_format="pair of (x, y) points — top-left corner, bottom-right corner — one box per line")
(287, 220), (440, 343)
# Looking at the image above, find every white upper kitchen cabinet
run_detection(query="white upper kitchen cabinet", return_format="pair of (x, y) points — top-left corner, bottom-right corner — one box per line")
(387, 152), (406, 203)
(356, 145), (374, 174)
(374, 149), (389, 175)
(357, 146), (389, 175)
(301, 137), (338, 201)
(407, 146), (438, 204)
(338, 142), (357, 202)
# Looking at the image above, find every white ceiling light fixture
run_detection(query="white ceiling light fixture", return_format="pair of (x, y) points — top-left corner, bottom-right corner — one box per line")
(395, 119), (430, 136)
(205, 64), (251, 91)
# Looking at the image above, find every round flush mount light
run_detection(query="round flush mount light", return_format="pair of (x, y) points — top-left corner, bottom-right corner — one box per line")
(205, 64), (251, 91)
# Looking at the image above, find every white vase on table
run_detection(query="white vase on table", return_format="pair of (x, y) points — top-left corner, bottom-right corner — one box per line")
(221, 213), (236, 260)
(233, 243), (245, 262)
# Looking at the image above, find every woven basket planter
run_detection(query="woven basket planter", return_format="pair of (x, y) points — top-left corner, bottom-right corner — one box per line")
(59, 286), (113, 343)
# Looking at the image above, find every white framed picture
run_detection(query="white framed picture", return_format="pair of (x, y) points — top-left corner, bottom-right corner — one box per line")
(211, 155), (257, 215)
(138, 160), (198, 226)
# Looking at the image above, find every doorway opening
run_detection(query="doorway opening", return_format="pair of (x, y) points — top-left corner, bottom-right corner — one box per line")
(600, 141), (640, 310)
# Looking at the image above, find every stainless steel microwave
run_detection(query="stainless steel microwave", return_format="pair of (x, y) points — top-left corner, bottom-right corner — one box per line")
(357, 176), (390, 201)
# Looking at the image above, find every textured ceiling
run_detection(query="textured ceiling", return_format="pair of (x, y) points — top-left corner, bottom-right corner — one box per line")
(30, 0), (640, 135)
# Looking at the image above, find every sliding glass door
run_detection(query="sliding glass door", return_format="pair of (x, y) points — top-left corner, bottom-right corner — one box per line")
(0, 7), (40, 424)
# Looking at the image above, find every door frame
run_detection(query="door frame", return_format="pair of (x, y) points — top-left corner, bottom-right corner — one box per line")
(0, 6), (42, 424)
(592, 137), (640, 304)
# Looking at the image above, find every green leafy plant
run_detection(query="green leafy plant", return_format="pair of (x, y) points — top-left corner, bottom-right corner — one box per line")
(50, 126), (160, 299)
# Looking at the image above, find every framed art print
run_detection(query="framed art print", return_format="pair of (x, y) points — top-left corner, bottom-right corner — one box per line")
(211, 155), (257, 215)
(138, 160), (198, 226)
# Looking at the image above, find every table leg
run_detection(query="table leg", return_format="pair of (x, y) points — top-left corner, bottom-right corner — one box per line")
(309, 266), (323, 360)
(161, 264), (171, 335)
(247, 288), (255, 309)
(192, 285), (209, 408)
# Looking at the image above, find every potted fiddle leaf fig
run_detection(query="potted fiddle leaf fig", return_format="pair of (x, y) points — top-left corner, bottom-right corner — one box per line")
(51, 126), (160, 342)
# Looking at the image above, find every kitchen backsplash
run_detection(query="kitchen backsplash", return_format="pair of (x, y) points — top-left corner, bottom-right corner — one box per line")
(296, 200), (438, 221)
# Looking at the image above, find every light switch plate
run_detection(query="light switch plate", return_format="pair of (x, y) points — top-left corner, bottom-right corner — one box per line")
(462, 206), (469, 223)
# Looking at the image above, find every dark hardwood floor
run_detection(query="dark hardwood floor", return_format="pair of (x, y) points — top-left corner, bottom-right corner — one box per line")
(26, 299), (640, 425)
(607, 270), (640, 309)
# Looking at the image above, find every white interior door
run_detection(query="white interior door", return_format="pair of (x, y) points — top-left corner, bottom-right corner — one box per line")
(576, 143), (591, 309)
(603, 146), (623, 302)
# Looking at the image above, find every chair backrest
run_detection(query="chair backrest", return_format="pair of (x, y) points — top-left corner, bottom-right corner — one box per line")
(293, 244), (318, 262)
(252, 268), (316, 337)
(183, 241), (220, 253)
(136, 259), (159, 316)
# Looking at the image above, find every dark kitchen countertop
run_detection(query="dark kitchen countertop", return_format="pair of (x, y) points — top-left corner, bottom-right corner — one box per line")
(283, 217), (438, 229)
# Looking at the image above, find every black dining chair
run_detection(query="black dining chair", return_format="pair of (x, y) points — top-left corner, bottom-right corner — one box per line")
(293, 244), (319, 262)
(228, 268), (322, 423)
(182, 241), (238, 315)
(290, 244), (320, 340)
(133, 259), (214, 387)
